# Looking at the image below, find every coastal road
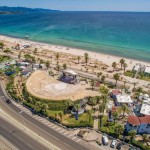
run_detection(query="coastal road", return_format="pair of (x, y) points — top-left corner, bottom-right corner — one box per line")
(0, 82), (93, 150)
(0, 116), (50, 150)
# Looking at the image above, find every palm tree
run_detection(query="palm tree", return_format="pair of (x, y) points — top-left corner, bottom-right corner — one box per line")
(18, 52), (21, 59)
(114, 124), (124, 138)
(123, 63), (128, 73)
(120, 104), (129, 118)
(129, 130), (136, 141)
(55, 52), (60, 62)
(101, 75), (106, 84)
(46, 61), (50, 69)
(33, 48), (38, 55)
(77, 56), (81, 64)
(112, 62), (117, 72)
(84, 53), (89, 66)
(0, 42), (4, 50)
(41, 103), (49, 113)
(35, 101), (41, 111)
(55, 113), (58, 120)
(113, 112), (118, 124)
(62, 63), (67, 70)
(124, 81), (127, 90)
(58, 112), (63, 122)
(90, 79), (95, 90)
(97, 72), (102, 79)
(113, 73), (120, 87)
(133, 82), (137, 92)
(120, 59), (125, 70)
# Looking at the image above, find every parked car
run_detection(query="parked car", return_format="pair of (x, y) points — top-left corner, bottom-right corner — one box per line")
(116, 142), (122, 150)
(6, 99), (11, 104)
(110, 139), (117, 148)
(102, 135), (109, 145)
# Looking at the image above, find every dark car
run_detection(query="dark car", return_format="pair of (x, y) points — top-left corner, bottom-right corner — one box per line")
(116, 142), (122, 150)
(6, 99), (11, 104)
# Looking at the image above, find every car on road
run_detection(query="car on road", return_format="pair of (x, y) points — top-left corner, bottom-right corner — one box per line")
(116, 142), (122, 150)
(110, 139), (117, 148)
(102, 135), (109, 145)
(6, 99), (11, 104)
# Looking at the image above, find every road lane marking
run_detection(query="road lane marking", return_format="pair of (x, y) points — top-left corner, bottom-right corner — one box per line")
(44, 122), (49, 125)
(48, 124), (53, 127)
(59, 130), (65, 133)
(72, 137), (77, 140)
(67, 134), (73, 137)
(52, 126), (57, 129)
(76, 139), (81, 142)
(63, 132), (69, 135)
(55, 128), (60, 131)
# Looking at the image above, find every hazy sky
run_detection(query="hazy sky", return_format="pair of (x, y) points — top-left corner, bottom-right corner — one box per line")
(0, 0), (150, 12)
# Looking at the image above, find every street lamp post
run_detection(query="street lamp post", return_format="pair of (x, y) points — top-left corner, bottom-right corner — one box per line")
(19, 110), (26, 131)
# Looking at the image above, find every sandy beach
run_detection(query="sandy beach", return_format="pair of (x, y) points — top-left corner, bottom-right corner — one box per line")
(0, 35), (149, 69)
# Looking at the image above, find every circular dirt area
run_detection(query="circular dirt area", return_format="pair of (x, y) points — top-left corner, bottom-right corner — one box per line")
(26, 70), (98, 101)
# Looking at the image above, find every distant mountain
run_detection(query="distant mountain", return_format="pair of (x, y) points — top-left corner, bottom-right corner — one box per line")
(0, 6), (59, 14)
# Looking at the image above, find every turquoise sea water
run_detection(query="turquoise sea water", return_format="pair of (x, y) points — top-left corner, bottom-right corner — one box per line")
(0, 11), (150, 62)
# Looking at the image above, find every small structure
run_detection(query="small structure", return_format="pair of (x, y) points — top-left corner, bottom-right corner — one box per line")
(132, 63), (145, 72)
(22, 69), (31, 77)
(114, 94), (133, 106)
(144, 66), (150, 76)
(140, 102), (150, 116)
(110, 89), (121, 99)
(60, 69), (78, 84)
(125, 115), (150, 134)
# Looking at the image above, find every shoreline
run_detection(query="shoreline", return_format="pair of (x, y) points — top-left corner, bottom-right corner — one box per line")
(0, 34), (149, 69)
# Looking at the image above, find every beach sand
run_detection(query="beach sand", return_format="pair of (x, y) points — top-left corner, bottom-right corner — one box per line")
(0, 35), (149, 69)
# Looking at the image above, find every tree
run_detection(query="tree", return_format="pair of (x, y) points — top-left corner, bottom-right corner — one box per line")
(100, 86), (109, 95)
(112, 62), (117, 71)
(115, 124), (124, 138)
(120, 59), (125, 70)
(129, 130), (136, 141)
(97, 72), (102, 79)
(33, 48), (38, 55)
(41, 104), (49, 113)
(3, 48), (11, 55)
(84, 53), (89, 66)
(101, 75), (106, 84)
(56, 64), (60, 72)
(120, 104), (129, 118)
(142, 134), (148, 143)
(113, 73), (120, 87)
(133, 82), (137, 92)
(24, 54), (32, 61)
(55, 113), (58, 120)
(55, 52), (60, 62)
(123, 63), (128, 73)
(62, 63), (67, 70)
(58, 112), (63, 122)
(46, 61), (50, 69)
(113, 112), (118, 124)
(18, 52), (21, 59)
(90, 79), (95, 90)
(0, 42), (4, 50)
(39, 59), (44, 65)
(77, 56), (81, 64)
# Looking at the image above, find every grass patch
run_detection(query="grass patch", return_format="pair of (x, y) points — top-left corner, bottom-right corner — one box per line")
(0, 55), (11, 63)
(124, 70), (135, 78)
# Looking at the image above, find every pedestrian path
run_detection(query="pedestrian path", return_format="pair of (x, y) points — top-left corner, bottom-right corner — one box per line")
(12, 102), (83, 143)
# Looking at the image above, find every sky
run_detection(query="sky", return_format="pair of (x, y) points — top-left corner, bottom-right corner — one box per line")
(0, 0), (150, 12)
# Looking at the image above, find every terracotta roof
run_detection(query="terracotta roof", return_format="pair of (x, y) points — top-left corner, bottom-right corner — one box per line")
(139, 116), (148, 124)
(112, 90), (121, 95)
(144, 115), (150, 124)
(127, 115), (140, 126)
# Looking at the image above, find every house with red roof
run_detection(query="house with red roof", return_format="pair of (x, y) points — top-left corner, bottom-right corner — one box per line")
(125, 115), (150, 134)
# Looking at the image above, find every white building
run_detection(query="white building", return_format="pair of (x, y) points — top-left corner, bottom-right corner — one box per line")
(116, 95), (133, 105)
(144, 66), (150, 75)
(125, 115), (150, 134)
(140, 102), (150, 116)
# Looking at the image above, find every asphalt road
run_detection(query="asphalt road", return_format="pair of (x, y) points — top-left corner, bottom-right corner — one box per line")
(0, 117), (49, 150)
(0, 82), (89, 150)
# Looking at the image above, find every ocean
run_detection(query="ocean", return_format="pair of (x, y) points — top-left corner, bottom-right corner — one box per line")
(0, 11), (150, 62)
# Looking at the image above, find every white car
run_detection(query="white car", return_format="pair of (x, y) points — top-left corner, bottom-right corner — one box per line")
(102, 135), (109, 145)
(110, 140), (117, 148)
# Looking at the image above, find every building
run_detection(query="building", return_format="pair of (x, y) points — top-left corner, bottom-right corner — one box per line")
(114, 94), (133, 106)
(132, 63), (145, 72)
(140, 102), (150, 116)
(125, 115), (150, 134)
(144, 66), (150, 76)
